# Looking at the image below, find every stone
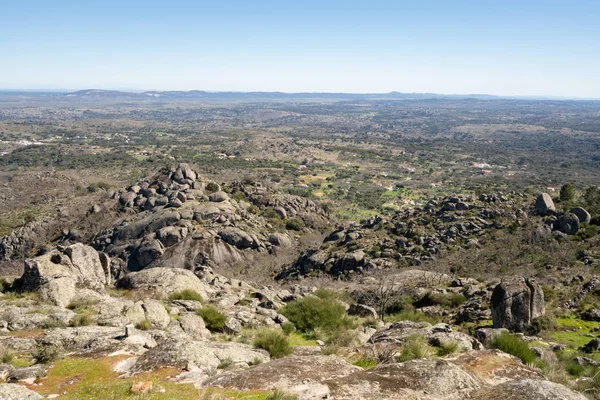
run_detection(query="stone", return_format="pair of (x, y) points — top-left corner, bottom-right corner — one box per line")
(491, 277), (545, 332)
(554, 213), (580, 235)
(177, 313), (211, 341)
(470, 379), (586, 400)
(474, 327), (508, 345)
(347, 303), (378, 319)
(535, 193), (556, 216)
(156, 226), (188, 247)
(0, 383), (42, 399)
(580, 338), (600, 353)
(117, 268), (209, 300)
(14, 243), (109, 307)
(125, 299), (170, 329)
(571, 207), (591, 224)
(328, 358), (483, 400)
(218, 228), (255, 249)
(134, 239), (164, 268)
(131, 338), (269, 373)
(209, 191), (229, 202)
(204, 355), (360, 399)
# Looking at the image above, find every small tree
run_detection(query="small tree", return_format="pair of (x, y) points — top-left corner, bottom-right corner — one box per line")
(559, 184), (576, 203)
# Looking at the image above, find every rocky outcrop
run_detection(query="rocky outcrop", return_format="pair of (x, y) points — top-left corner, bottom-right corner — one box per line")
(116, 267), (210, 300)
(535, 193), (556, 216)
(130, 337), (269, 374)
(491, 277), (545, 332)
(14, 243), (110, 307)
(204, 355), (361, 399)
(328, 358), (483, 400)
(470, 379), (586, 400)
(369, 321), (482, 353)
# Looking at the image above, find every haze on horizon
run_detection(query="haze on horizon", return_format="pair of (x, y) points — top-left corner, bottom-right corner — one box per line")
(1, 0), (599, 98)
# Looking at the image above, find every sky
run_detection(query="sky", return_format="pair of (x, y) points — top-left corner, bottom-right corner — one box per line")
(1, 0), (599, 97)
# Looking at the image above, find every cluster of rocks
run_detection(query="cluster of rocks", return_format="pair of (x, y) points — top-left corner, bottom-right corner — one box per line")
(535, 192), (595, 237)
(280, 192), (526, 279)
(89, 163), (325, 276)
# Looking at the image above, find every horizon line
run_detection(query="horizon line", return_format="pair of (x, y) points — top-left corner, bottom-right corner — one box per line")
(0, 88), (599, 101)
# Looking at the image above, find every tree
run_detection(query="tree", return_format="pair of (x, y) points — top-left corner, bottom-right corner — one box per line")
(559, 184), (576, 203)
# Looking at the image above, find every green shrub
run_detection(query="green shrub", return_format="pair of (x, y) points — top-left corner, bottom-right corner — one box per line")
(135, 319), (152, 330)
(217, 357), (234, 369)
(396, 334), (431, 362)
(352, 356), (377, 369)
(205, 182), (220, 193)
(66, 297), (100, 313)
(70, 313), (93, 327)
(34, 345), (61, 364)
(261, 207), (281, 220)
(285, 217), (305, 231)
(0, 348), (14, 364)
(436, 340), (459, 356)
(253, 329), (293, 359)
(281, 322), (296, 335)
(266, 389), (298, 400)
(313, 288), (354, 304)
(326, 329), (358, 348)
(488, 333), (536, 365)
(281, 296), (354, 334)
(196, 306), (227, 332)
(449, 293), (467, 307)
(44, 317), (67, 329)
(527, 315), (557, 335)
(168, 289), (204, 302)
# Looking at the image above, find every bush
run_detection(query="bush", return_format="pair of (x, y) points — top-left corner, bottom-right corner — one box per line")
(527, 315), (557, 335)
(285, 217), (305, 231)
(0, 348), (14, 364)
(281, 322), (296, 335)
(436, 340), (459, 356)
(281, 296), (354, 334)
(34, 345), (61, 364)
(135, 319), (152, 330)
(488, 333), (536, 365)
(253, 329), (293, 359)
(387, 310), (441, 324)
(217, 357), (234, 369)
(266, 389), (298, 400)
(396, 334), (431, 362)
(66, 297), (99, 313)
(352, 356), (377, 369)
(196, 306), (227, 332)
(168, 289), (204, 302)
(205, 182), (220, 193)
(70, 313), (93, 327)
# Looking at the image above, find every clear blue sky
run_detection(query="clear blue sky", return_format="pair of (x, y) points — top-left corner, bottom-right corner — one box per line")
(1, 0), (599, 97)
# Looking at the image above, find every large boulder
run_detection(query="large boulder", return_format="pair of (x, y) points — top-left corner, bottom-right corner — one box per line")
(0, 383), (42, 399)
(131, 338), (269, 373)
(570, 207), (591, 224)
(554, 213), (580, 235)
(535, 193), (556, 216)
(470, 379), (586, 400)
(491, 277), (545, 332)
(14, 243), (110, 307)
(327, 358), (484, 400)
(124, 299), (171, 329)
(218, 228), (255, 249)
(116, 268), (210, 300)
(204, 355), (360, 399)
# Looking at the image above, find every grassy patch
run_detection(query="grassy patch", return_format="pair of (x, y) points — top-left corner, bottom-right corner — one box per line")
(196, 306), (227, 332)
(168, 290), (204, 302)
(551, 315), (598, 348)
(488, 333), (536, 365)
(32, 356), (272, 399)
